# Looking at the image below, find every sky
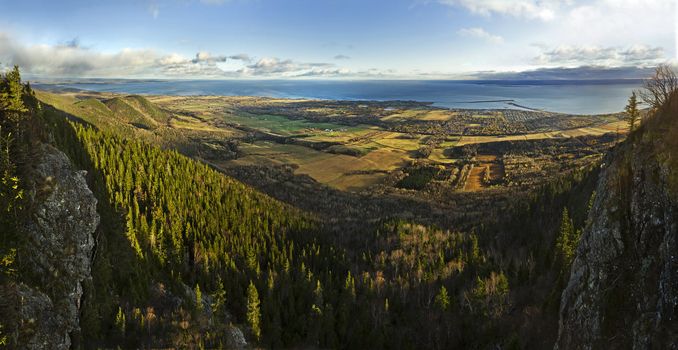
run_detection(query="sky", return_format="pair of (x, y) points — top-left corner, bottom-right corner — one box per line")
(0, 0), (675, 79)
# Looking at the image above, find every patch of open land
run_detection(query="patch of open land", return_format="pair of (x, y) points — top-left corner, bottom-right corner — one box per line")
(35, 89), (628, 197)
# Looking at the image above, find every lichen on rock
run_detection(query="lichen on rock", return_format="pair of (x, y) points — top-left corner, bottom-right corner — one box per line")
(13, 143), (99, 350)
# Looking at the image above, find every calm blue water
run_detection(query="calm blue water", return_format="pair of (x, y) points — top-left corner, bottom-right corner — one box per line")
(41, 79), (643, 115)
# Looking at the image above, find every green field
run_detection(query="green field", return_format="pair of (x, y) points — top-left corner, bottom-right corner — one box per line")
(36, 91), (627, 193)
(225, 112), (369, 136)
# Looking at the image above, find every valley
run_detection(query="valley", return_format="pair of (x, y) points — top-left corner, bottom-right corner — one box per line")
(2, 1), (675, 348)
(4, 70), (674, 349)
(36, 89), (626, 199)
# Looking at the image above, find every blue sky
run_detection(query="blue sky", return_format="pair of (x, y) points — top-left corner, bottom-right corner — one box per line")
(0, 0), (675, 79)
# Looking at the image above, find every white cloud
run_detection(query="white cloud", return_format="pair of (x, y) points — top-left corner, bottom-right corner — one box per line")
(457, 27), (503, 44)
(439, 0), (567, 21)
(533, 44), (667, 66)
(473, 65), (658, 80)
(561, 0), (674, 44)
(0, 33), (160, 76)
(334, 54), (351, 60)
(297, 67), (352, 77)
(228, 53), (252, 62)
(242, 57), (337, 77)
(191, 51), (228, 64)
(0, 33), (355, 78)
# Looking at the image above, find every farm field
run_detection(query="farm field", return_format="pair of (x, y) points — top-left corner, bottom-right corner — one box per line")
(36, 90), (626, 194)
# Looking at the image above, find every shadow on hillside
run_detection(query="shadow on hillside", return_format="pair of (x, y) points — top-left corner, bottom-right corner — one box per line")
(41, 102), (148, 348)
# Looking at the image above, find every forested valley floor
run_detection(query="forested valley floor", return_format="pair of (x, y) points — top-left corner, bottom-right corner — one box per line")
(1, 69), (624, 349)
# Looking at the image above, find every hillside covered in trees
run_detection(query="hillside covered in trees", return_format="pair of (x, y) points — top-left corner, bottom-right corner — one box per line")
(1, 66), (677, 349)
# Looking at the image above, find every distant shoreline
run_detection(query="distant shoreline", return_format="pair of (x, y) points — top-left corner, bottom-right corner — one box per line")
(33, 79), (637, 115)
(454, 99), (515, 103)
(36, 86), (627, 117)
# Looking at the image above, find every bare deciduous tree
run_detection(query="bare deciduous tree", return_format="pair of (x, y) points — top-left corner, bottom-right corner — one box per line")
(639, 64), (678, 111)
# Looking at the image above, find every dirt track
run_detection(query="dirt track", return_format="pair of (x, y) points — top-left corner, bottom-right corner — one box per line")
(463, 155), (505, 191)
(463, 165), (485, 191)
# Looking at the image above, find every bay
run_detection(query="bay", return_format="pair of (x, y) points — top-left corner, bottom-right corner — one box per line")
(39, 79), (642, 115)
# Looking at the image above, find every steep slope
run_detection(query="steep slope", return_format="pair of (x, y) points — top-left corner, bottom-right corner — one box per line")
(43, 110), (363, 348)
(1, 143), (99, 349)
(556, 95), (678, 349)
(35, 91), (170, 132)
(103, 96), (161, 129)
(123, 94), (171, 123)
(9, 75), (344, 348)
(35, 91), (142, 136)
(74, 98), (114, 119)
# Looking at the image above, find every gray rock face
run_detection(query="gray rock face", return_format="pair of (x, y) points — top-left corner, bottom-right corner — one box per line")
(16, 143), (99, 350)
(225, 325), (248, 349)
(556, 139), (678, 349)
(15, 284), (69, 349)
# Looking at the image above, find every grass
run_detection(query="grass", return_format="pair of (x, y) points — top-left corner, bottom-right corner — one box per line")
(36, 91), (140, 135)
(327, 173), (385, 191)
(105, 97), (156, 129)
(35, 91), (84, 117)
(232, 140), (409, 191)
(225, 112), (367, 136)
(75, 98), (114, 118)
(170, 119), (227, 133)
(124, 95), (171, 123)
(305, 128), (376, 143)
(36, 90), (630, 193)
(429, 148), (457, 164)
(373, 134), (422, 151)
(296, 154), (381, 184)
(420, 110), (454, 121)
(381, 109), (427, 121)
(361, 148), (409, 169)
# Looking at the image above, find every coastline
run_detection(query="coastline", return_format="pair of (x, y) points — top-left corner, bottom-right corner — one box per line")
(33, 79), (637, 115)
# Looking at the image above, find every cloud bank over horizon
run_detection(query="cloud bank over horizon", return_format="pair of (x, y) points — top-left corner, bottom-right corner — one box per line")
(0, 29), (672, 81)
(0, 32), (366, 79)
(0, 0), (674, 80)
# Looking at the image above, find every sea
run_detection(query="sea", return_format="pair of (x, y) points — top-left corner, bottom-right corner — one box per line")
(35, 79), (643, 115)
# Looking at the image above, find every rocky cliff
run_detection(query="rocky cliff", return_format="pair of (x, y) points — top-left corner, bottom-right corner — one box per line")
(556, 101), (678, 349)
(8, 143), (99, 349)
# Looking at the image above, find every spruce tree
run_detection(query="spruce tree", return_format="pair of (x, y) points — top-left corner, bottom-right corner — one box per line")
(246, 281), (261, 341)
(435, 286), (450, 311)
(625, 91), (640, 132)
(195, 283), (203, 312)
(556, 208), (577, 268)
(115, 307), (126, 336)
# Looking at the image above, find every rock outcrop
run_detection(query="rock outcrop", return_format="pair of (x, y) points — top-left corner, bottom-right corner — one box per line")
(13, 143), (99, 349)
(556, 106), (678, 349)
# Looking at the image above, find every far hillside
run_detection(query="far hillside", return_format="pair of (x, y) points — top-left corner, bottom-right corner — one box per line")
(104, 94), (171, 128)
(36, 91), (171, 131)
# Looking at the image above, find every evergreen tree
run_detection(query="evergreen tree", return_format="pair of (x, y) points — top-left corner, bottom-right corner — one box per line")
(0, 66), (26, 226)
(115, 307), (126, 336)
(246, 281), (261, 341)
(212, 277), (226, 317)
(555, 208), (580, 269)
(556, 208), (572, 264)
(0, 66), (28, 121)
(435, 286), (450, 311)
(195, 283), (203, 312)
(625, 91), (640, 132)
